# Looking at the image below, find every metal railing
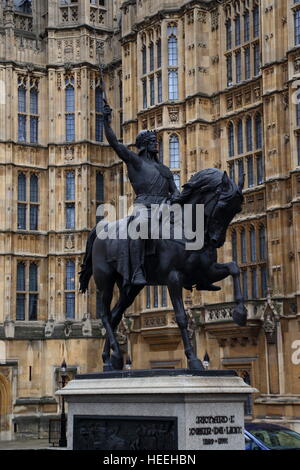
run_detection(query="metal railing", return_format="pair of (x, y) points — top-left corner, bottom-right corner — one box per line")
(49, 419), (61, 447)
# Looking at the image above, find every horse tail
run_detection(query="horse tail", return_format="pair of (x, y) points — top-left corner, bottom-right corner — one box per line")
(79, 226), (97, 293)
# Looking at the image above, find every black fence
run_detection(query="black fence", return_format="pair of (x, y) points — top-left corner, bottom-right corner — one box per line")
(49, 419), (61, 447)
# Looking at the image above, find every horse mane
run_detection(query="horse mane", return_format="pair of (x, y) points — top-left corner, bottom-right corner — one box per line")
(175, 169), (230, 204)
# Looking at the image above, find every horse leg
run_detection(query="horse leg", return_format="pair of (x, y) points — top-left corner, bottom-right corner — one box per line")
(102, 285), (143, 369)
(168, 271), (204, 370)
(96, 275), (124, 371)
(207, 261), (247, 327)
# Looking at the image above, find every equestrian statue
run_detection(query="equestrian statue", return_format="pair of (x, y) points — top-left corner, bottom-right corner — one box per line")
(79, 99), (247, 372)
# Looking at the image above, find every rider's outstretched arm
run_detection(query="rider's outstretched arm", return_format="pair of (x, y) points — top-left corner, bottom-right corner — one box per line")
(103, 101), (140, 168)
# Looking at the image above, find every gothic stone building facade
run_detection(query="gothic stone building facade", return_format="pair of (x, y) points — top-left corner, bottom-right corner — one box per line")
(0, 0), (300, 440)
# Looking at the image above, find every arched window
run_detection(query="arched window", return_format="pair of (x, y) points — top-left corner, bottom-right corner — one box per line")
(30, 87), (38, 143)
(255, 114), (262, 149)
(261, 266), (268, 298)
(18, 173), (26, 201)
(237, 120), (243, 154)
(250, 226), (256, 262)
(29, 263), (38, 321)
(242, 270), (248, 300)
(254, 43), (260, 76)
(246, 117), (253, 152)
(95, 86), (104, 142)
(244, 10), (250, 42)
(259, 225), (266, 260)
(236, 50), (241, 83)
(231, 230), (237, 262)
(157, 73), (162, 103)
(30, 174), (38, 202)
(227, 55), (233, 86)
(18, 173), (27, 230)
(228, 122), (234, 157)
(16, 262), (26, 321)
(241, 228), (247, 263)
(149, 42), (154, 71)
(65, 261), (75, 319)
(157, 38), (162, 68)
(238, 160), (244, 187)
(96, 172), (104, 203)
(66, 172), (75, 201)
(247, 156), (254, 188)
(168, 26), (178, 66)
(256, 154), (264, 185)
(17, 262), (26, 292)
(18, 83), (26, 142)
(168, 70), (178, 100)
(253, 5), (260, 37)
(29, 263), (38, 292)
(65, 78), (75, 142)
(235, 14), (241, 46)
(226, 19), (232, 50)
(245, 47), (251, 80)
(30, 174), (39, 230)
(251, 268), (258, 299)
(169, 135), (180, 168)
(142, 45), (147, 74)
(66, 172), (75, 230)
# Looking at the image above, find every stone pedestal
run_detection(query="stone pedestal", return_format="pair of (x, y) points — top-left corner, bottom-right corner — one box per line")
(57, 369), (256, 451)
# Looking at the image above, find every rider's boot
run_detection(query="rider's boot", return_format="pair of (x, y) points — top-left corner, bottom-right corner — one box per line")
(131, 239), (147, 285)
(132, 268), (147, 286)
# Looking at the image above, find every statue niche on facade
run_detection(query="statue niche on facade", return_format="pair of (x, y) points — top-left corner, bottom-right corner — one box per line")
(79, 99), (247, 372)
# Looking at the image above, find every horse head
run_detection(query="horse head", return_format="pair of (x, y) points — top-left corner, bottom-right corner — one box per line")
(176, 168), (244, 249)
(206, 171), (244, 248)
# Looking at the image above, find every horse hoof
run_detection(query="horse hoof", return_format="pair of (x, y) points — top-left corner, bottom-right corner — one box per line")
(111, 353), (124, 371)
(103, 362), (114, 372)
(188, 358), (205, 371)
(232, 305), (247, 327)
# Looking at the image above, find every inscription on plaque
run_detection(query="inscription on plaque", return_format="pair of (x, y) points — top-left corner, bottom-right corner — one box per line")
(73, 416), (178, 450)
(188, 414), (243, 448)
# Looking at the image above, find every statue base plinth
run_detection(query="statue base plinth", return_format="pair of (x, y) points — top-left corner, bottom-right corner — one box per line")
(57, 369), (256, 451)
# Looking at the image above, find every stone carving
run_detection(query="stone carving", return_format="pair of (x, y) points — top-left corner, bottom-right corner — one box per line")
(294, 58), (300, 73)
(226, 96), (233, 110)
(14, 12), (33, 32)
(211, 9), (219, 31)
(4, 317), (15, 339)
(45, 317), (55, 338)
(73, 416), (177, 450)
(197, 10), (207, 23)
(168, 107), (179, 122)
(143, 315), (167, 328)
(82, 314), (92, 337)
(263, 310), (277, 344)
(64, 146), (74, 161)
(65, 235), (75, 251)
(64, 320), (73, 338)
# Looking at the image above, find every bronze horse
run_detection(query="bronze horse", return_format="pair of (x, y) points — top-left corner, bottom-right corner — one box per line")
(80, 168), (247, 371)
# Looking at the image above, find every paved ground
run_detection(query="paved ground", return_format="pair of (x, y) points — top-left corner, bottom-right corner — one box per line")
(0, 439), (64, 450)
